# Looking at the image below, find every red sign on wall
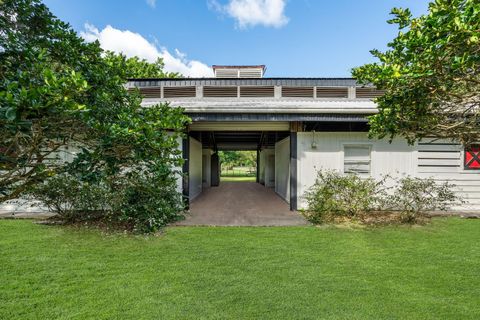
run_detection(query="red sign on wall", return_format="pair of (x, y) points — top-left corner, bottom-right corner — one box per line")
(465, 145), (480, 169)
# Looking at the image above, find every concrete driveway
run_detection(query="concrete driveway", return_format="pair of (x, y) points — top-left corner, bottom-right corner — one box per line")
(177, 182), (309, 226)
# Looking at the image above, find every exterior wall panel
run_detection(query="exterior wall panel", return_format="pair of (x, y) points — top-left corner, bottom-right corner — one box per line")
(189, 137), (203, 201)
(296, 132), (480, 210)
(202, 149), (213, 188)
(297, 132), (415, 209)
(259, 150), (266, 184)
(416, 139), (480, 208)
(275, 137), (290, 202)
(261, 149), (276, 188)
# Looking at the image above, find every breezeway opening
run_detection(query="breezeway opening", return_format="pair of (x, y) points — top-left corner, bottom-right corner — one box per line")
(187, 129), (290, 199)
(179, 122), (305, 225)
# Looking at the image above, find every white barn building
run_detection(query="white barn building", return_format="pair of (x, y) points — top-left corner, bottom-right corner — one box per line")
(127, 65), (480, 211)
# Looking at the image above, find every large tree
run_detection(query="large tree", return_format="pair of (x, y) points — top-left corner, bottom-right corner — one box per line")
(0, 0), (189, 229)
(352, 0), (480, 145)
(103, 52), (180, 79)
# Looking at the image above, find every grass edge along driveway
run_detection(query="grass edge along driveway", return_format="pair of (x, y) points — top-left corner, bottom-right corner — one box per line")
(1, 218), (479, 319)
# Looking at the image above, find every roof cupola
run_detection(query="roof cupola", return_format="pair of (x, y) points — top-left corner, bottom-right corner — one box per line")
(212, 65), (266, 78)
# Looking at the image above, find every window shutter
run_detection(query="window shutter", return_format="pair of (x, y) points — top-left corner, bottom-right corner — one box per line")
(344, 145), (371, 174)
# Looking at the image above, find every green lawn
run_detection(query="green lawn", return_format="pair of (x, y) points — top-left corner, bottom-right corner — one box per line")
(1, 219), (480, 319)
(221, 175), (256, 182)
(221, 166), (255, 176)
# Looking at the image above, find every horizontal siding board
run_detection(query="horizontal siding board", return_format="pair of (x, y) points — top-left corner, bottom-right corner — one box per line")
(434, 180), (480, 186)
(454, 186), (480, 193)
(416, 144), (463, 152)
(418, 138), (459, 144)
(417, 167), (461, 173)
(418, 151), (461, 159)
(417, 173), (480, 181)
(418, 159), (460, 166)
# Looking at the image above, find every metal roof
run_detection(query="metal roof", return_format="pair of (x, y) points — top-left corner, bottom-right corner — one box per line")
(141, 97), (377, 114)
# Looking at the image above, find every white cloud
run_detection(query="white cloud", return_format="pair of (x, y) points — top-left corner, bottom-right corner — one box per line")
(80, 24), (213, 77)
(209, 0), (289, 29)
(146, 0), (156, 8)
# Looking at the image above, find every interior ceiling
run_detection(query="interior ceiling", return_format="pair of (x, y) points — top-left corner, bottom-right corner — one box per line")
(188, 121), (369, 151)
(191, 131), (290, 151)
(189, 121), (290, 132)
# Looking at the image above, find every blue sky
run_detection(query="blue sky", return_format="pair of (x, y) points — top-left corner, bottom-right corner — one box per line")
(43, 0), (430, 77)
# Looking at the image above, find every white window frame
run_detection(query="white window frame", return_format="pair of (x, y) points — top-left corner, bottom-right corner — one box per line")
(342, 143), (372, 176)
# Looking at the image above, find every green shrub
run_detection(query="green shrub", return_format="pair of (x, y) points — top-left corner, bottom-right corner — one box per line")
(302, 170), (386, 223)
(388, 176), (459, 223)
(28, 174), (112, 222)
(113, 164), (184, 233)
(303, 170), (459, 225)
(29, 164), (185, 232)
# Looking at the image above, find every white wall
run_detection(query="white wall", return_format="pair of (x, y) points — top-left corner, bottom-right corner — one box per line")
(275, 137), (290, 202)
(202, 149), (213, 188)
(297, 132), (415, 208)
(259, 148), (275, 186)
(259, 150), (266, 184)
(189, 137), (203, 201)
(297, 132), (480, 210)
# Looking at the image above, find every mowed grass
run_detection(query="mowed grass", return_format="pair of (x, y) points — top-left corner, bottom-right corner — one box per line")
(221, 175), (256, 182)
(1, 219), (480, 319)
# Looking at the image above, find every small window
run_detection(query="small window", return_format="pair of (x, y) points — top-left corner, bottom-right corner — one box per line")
(464, 145), (480, 170)
(344, 145), (371, 175)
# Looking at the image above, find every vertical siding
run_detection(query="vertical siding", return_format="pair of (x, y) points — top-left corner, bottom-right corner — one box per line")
(275, 137), (290, 202)
(297, 133), (480, 210)
(189, 138), (203, 201)
(297, 132), (416, 209)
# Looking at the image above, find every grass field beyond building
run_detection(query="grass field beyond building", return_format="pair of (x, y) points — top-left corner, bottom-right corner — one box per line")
(1, 219), (479, 319)
(221, 165), (256, 182)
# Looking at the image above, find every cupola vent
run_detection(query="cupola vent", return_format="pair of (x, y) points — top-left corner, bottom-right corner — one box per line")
(212, 65), (266, 78)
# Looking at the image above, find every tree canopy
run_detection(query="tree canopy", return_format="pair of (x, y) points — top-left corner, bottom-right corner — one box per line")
(219, 151), (256, 170)
(352, 0), (480, 145)
(103, 52), (180, 79)
(0, 0), (189, 231)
